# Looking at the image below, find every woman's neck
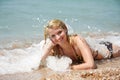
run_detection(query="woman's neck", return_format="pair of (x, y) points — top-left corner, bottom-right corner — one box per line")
(58, 36), (71, 49)
(59, 41), (71, 50)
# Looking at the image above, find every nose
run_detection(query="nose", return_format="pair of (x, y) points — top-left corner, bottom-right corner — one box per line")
(56, 35), (61, 40)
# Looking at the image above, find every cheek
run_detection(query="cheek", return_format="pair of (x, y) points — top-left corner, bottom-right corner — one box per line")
(62, 32), (67, 39)
(50, 38), (57, 44)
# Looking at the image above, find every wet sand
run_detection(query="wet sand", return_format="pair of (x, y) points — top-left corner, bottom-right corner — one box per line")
(0, 57), (120, 80)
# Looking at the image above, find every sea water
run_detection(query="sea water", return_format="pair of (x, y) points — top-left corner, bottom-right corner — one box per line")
(0, 0), (120, 74)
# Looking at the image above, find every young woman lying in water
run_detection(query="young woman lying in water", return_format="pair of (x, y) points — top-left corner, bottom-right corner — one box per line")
(40, 19), (120, 70)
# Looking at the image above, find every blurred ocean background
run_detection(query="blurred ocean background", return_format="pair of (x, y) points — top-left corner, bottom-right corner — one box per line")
(0, 0), (120, 74)
(0, 0), (120, 40)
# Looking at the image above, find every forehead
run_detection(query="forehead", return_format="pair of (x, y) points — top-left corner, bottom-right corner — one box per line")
(47, 28), (63, 35)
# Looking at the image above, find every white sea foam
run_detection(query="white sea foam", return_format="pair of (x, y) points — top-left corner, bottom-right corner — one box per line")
(0, 40), (45, 75)
(46, 56), (72, 72)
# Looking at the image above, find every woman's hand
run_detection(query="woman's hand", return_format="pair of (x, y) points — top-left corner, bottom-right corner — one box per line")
(70, 63), (96, 70)
(70, 65), (80, 70)
(45, 38), (56, 49)
(41, 38), (56, 62)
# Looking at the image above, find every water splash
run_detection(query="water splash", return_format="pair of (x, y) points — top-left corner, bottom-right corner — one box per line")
(46, 56), (72, 72)
(87, 25), (101, 32)
(0, 41), (44, 74)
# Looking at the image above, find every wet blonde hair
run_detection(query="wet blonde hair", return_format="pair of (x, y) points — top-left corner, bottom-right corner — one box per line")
(44, 19), (76, 57)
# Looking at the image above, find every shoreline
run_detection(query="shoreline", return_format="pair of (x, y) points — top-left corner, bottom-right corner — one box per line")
(0, 57), (120, 80)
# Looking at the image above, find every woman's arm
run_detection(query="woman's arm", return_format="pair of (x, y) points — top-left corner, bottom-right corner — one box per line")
(41, 39), (55, 61)
(71, 36), (96, 70)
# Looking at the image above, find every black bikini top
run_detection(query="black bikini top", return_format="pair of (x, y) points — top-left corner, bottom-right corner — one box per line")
(71, 45), (83, 63)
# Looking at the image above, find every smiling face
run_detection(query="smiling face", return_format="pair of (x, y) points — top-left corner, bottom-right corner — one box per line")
(44, 19), (69, 45)
(48, 28), (67, 45)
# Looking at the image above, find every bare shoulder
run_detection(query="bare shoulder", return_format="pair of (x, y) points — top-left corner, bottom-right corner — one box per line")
(71, 34), (86, 45)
